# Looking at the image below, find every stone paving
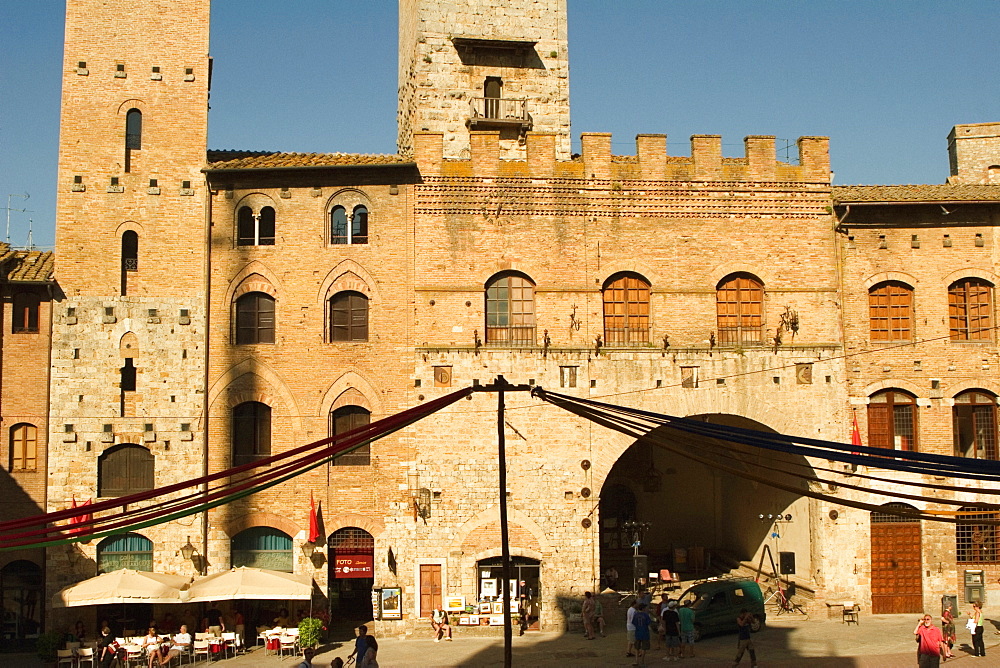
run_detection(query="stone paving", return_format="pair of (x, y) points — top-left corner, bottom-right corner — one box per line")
(9, 615), (1000, 667)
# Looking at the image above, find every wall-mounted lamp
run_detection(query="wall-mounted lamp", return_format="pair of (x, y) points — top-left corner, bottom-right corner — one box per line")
(179, 536), (197, 561)
(301, 541), (317, 559)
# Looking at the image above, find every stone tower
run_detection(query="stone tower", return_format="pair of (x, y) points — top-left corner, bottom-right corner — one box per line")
(947, 123), (1000, 184)
(48, 0), (210, 599)
(398, 0), (571, 160)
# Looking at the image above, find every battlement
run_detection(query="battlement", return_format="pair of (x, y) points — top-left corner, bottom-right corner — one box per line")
(414, 131), (830, 183)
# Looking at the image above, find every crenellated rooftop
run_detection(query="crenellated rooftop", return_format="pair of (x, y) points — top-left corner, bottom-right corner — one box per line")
(414, 131), (830, 183)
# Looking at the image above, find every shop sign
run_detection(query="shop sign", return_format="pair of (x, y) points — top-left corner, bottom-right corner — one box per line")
(334, 554), (374, 578)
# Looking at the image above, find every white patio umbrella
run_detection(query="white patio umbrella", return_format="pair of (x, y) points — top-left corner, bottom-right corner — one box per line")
(52, 569), (190, 607)
(184, 566), (313, 603)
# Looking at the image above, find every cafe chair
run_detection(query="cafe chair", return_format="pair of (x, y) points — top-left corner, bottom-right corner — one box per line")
(76, 647), (95, 668)
(56, 649), (75, 667)
(842, 601), (861, 625)
(191, 640), (210, 664)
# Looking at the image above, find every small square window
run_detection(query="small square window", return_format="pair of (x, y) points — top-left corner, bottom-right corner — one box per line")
(181, 423), (190, 432)
(78, 61), (86, 69)
(152, 66), (160, 73)
(149, 179), (158, 187)
(104, 307), (114, 316)
(144, 423), (154, 432)
(110, 177), (119, 186)
(103, 424), (113, 432)
(185, 68), (193, 75)
(73, 175), (82, 184)
(116, 64), (125, 72)
(182, 180), (191, 189)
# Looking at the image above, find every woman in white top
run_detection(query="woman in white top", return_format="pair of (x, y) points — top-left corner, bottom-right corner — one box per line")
(141, 626), (160, 668)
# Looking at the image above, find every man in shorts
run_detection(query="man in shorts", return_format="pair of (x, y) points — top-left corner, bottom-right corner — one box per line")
(158, 625), (191, 666)
(632, 603), (653, 667)
(678, 600), (696, 658)
(661, 599), (681, 662)
(625, 599), (639, 657)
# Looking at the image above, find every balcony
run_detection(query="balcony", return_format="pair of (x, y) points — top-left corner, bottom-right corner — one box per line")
(468, 97), (532, 131)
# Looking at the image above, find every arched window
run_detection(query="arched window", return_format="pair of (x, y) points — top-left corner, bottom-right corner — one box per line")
(121, 230), (138, 296)
(98, 444), (154, 497)
(235, 292), (275, 344)
(949, 278), (993, 341)
(125, 109), (142, 150)
(237, 206), (255, 246)
(12, 291), (39, 333)
(716, 273), (763, 346)
(97, 532), (153, 573)
(237, 206), (275, 246)
(603, 273), (650, 345)
(329, 291), (369, 342)
(330, 405), (371, 466)
(258, 206), (276, 245)
(954, 391), (998, 460)
(957, 506), (1000, 563)
(232, 527), (293, 572)
(485, 273), (536, 345)
(9, 423), (37, 471)
(868, 390), (917, 451)
(232, 401), (271, 465)
(351, 205), (369, 244)
(869, 281), (913, 342)
(330, 206), (348, 244)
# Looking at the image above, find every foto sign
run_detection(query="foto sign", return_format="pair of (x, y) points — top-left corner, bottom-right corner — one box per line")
(335, 554), (374, 578)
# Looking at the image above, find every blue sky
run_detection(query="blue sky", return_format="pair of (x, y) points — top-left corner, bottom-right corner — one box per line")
(2, 1), (998, 249)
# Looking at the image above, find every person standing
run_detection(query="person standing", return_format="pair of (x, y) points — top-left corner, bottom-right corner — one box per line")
(941, 604), (956, 659)
(632, 603), (653, 667)
(350, 625), (369, 665)
(582, 591), (597, 640)
(970, 601), (986, 657)
(661, 600), (681, 662)
(518, 595), (530, 636)
(625, 599), (639, 658)
(914, 614), (946, 667)
(593, 595), (606, 637)
(96, 627), (119, 668)
(360, 635), (379, 668)
(677, 600), (696, 658)
(205, 602), (225, 637)
(732, 609), (758, 667)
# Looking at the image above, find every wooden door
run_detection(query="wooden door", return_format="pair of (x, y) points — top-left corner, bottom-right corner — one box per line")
(419, 564), (442, 617)
(871, 510), (922, 614)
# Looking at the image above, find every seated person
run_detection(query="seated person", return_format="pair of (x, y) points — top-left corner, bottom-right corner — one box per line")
(431, 606), (452, 641)
(140, 626), (161, 668)
(158, 625), (191, 666)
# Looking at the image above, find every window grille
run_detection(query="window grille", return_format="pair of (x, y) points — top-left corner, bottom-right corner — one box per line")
(954, 392), (999, 460)
(957, 508), (1000, 563)
(868, 390), (917, 451)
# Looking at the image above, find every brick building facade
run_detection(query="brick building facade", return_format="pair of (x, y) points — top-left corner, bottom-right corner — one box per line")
(8, 0), (1000, 637)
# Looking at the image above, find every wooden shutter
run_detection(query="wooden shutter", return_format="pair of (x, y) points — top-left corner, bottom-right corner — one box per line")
(868, 403), (891, 449)
(11, 424), (37, 471)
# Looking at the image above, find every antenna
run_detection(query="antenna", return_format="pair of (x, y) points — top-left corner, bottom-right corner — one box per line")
(26, 219), (34, 250)
(5, 192), (32, 245)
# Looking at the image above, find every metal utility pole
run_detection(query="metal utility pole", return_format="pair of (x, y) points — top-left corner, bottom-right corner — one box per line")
(475, 376), (533, 668)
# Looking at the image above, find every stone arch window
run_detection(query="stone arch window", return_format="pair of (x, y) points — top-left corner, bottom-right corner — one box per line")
(716, 273), (764, 346)
(119, 332), (139, 393)
(231, 527), (293, 572)
(485, 272), (536, 345)
(868, 389), (917, 451)
(329, 291), (369, 342)
(949, 278), (993, 341)
(232, 401), (271, 465)
(603, 272), (650, 345)
(957, 506), (1000, 563)
(235, 292), (275, 344)
(330, 405), (371, 466)
(125, 108), (141, 172)
(121, 230), (138, 296)
(9, 423), (37, 471)
(97, 532), (153, 573)
(954, 390), (998, 460)
(869, 281), (913, 342)
(11, 291), (39, 333)
(330, 201), (370, 246)
(237, 205), (276, 246)
(98, 444), (154, 497)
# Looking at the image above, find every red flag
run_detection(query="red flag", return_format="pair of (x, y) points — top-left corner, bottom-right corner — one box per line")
(851, 410), (863, 456)
(308, 492), (320, 543)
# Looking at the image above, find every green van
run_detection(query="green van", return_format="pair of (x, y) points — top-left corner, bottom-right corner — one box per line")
(676, 578), (766, 640)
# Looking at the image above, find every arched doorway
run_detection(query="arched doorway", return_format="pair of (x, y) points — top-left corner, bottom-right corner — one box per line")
(328, 528), (374, 619)
(599, 414), (813, 589)
(870, 502), (922, 613)
(476, 556), (541, 631)
(1, 560), (42, 640)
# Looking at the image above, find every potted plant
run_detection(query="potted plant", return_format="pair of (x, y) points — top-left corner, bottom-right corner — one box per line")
(298, 617), (325, 649)
(35, 630), (63, 666)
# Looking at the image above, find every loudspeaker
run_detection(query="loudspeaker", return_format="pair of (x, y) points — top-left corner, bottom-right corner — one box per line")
(633, 554), (648, 582)
(779, 551), (796, 575)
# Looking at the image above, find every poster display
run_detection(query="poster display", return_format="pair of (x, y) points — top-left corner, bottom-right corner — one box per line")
(380, 587), (402, 620)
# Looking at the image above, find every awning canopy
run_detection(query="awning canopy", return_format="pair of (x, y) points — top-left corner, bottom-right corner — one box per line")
(184, 566), (313, 603)
(52, 569), (190, 607)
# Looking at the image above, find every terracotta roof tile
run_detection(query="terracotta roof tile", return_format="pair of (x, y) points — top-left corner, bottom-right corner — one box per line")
(833, 184), (1000, 203)
(6, 250), (54, 283)
(206, 150), (409, 170)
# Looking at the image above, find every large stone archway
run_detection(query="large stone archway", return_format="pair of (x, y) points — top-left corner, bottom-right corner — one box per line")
(598, 413), (815, 589)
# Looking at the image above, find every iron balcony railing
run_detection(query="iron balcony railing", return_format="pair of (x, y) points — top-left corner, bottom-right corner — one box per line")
(468, 97), (532, 128)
